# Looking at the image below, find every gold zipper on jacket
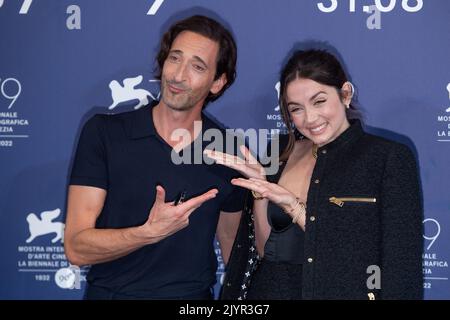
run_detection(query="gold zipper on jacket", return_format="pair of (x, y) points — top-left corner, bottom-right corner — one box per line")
(329, 197), (377, 207)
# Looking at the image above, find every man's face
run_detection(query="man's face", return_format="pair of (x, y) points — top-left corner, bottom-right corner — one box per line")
(160, 31), (226, 111)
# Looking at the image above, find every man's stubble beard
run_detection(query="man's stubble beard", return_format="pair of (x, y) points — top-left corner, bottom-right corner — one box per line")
(160, 81), (196, 112)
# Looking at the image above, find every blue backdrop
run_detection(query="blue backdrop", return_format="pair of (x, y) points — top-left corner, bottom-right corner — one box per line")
(0, 0), (449, 299)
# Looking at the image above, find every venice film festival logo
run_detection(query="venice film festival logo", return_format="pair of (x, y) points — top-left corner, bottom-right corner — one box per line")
(26, 208), (64, 243)
(446, 83), (450, 112)
(21, 208), (82, 289)
(266, 81), (285, 137)
(107, 75), (160, 110)
(436, 83), (450, 142)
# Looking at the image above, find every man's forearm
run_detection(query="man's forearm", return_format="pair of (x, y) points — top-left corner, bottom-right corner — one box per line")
(65, 226), (162, 266)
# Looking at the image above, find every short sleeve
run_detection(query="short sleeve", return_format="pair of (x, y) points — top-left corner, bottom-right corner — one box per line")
(70, 115), (109, 190)
(220, 184), (246, 212)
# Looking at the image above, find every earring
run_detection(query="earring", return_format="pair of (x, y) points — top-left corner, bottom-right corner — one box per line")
(348, 82), (355, 95)
(344, 81), (354, 110)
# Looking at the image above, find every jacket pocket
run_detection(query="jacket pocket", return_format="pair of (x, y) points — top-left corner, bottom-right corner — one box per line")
(329, 196), (377, 207)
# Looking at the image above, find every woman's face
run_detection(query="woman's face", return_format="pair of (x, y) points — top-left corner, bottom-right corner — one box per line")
(286, 77), (351, 147)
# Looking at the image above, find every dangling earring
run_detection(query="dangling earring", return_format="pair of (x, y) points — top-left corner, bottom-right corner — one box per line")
(345, 103), (350, 109)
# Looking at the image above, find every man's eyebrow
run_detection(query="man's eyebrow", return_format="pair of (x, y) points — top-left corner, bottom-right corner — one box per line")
(168, 50), (208, 68)
(169, 49), (182, 55)
(192, 55), (208, 68)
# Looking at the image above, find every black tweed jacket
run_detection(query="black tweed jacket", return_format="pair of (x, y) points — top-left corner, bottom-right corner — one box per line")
(221, 120), (423, 300)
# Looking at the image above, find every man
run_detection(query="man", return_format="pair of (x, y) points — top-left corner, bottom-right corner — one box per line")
(64, 15), (243, 299)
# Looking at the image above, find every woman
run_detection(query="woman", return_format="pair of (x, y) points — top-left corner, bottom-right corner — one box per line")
(208, 49), (423, 300)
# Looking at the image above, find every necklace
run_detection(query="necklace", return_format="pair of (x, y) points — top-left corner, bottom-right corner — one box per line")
(312, 144), (318, 159)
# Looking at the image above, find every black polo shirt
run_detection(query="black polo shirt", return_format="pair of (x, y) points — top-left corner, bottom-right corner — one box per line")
(70, 102), (245, 298)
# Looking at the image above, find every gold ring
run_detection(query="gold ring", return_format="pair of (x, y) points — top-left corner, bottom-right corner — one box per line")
(251, 190), (264, 200)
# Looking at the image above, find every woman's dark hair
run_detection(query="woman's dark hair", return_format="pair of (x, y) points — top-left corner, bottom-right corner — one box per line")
(279, 49), (359, 161)
(155, 15), (237, 106)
